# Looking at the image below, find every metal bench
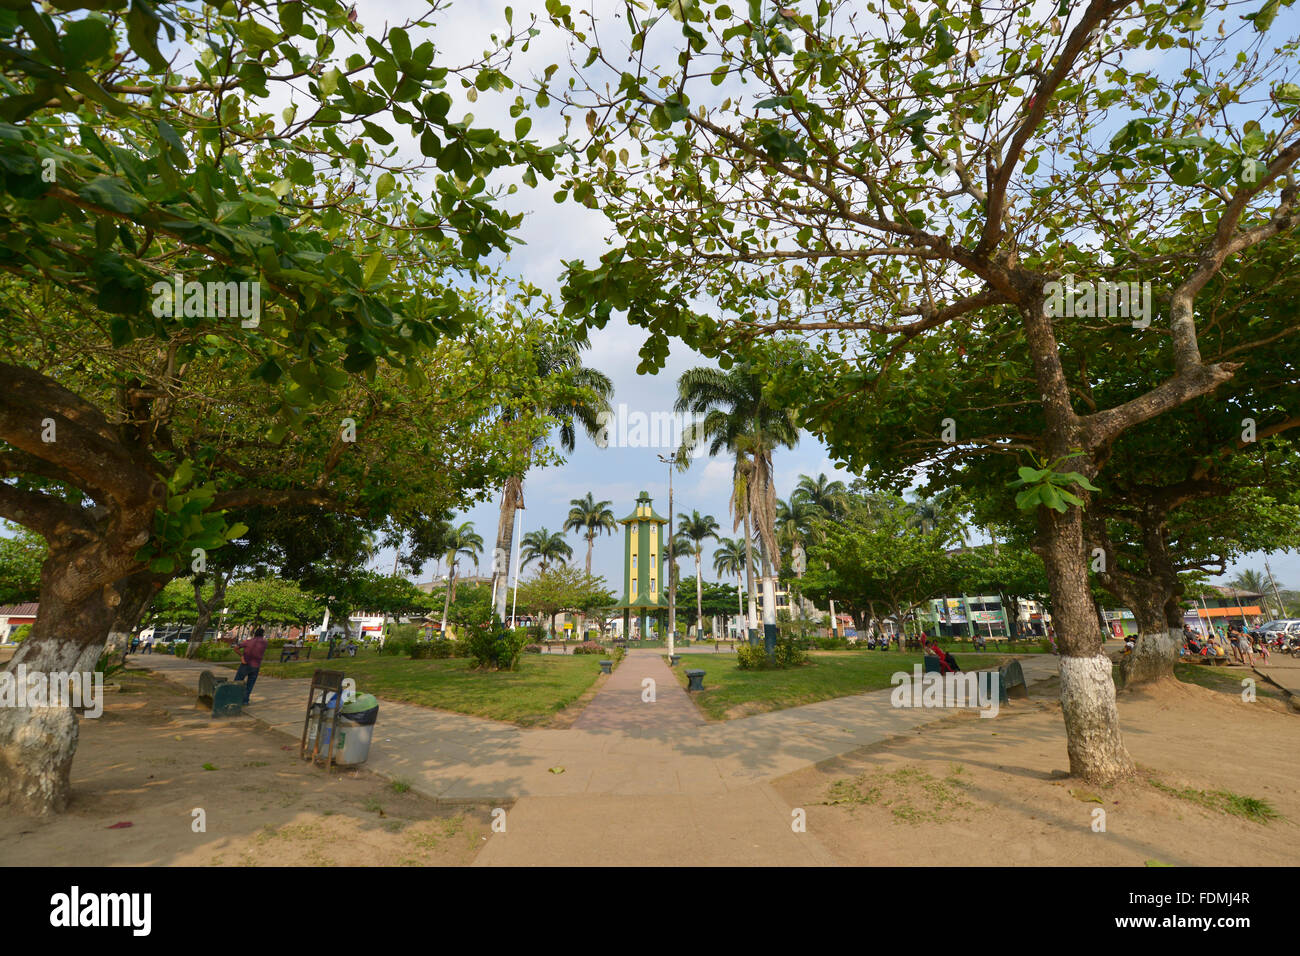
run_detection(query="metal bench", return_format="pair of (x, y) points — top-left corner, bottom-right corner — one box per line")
(997, 660), (1029, 703)
(197, 669), (244, 717)
(280, 642), (312, 663)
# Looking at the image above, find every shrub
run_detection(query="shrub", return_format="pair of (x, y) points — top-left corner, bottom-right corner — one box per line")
(570, 641), (604, 655)
(381, 637), (411, 656)
(192, 641), (237, 661)
(9, 624), (31, 643)
(811, 636), (850, 650)
(410, 640), (454, 660)
(736, 638), (808, 670)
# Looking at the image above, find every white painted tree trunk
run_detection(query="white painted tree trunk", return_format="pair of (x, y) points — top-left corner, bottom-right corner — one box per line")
(1125, 630), (1178, 685)
(1058, 655), (1136, 785)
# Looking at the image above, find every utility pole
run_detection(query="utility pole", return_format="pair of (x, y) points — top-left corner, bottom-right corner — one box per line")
(657, 451), (685, 656)
(1264, 557), (1286, 619)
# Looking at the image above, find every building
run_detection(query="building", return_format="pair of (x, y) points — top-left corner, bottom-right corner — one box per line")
(918, 594), (1046, 639)
(1183, 585), (1265, 633)
(614, 491), (670, 638)
(0, 603), (38, 643)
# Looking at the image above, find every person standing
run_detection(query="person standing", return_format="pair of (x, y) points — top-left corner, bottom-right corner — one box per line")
(235, 626), (269, 705)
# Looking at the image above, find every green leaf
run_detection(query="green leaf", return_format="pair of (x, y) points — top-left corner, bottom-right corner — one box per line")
(363, 251), (390, 285)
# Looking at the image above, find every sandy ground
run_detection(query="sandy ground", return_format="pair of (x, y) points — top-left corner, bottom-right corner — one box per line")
(772, 661), (1300, 866)
(0, 668), (495, 866)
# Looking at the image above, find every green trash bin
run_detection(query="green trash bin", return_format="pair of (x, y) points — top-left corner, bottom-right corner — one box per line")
(336, 693), (379, 766)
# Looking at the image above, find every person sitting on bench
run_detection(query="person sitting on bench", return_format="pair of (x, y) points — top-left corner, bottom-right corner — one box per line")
(922, 636), (960, 673)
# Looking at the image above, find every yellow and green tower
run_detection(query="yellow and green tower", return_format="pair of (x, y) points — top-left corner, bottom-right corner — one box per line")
(615, 490), (669, 639)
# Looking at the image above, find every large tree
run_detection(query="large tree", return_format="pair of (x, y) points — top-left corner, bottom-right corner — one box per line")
(677, 509), (720, 638)
(0, 0), (561, 812)
(488, 333), (613, 621)
(674, 359), (800, 646)
(552, 0), (1300, 783)
(565, 492), (617, 574)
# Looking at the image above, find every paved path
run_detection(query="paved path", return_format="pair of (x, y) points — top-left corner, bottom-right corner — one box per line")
(571, 648), (702, 733)
(131, 649), (1058, 865)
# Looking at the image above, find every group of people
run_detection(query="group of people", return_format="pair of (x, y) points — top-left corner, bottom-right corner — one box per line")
(1181, 623), (1269, 665)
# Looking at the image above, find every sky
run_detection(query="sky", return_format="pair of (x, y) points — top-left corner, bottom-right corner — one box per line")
(340, 0), (1300, 597)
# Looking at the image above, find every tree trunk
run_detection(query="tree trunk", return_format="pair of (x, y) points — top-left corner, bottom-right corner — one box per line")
(695, 552), (704, 639)
(187, 572), (229, 659)
(1039, 507), (1136, 785)
(742, 510), (758, 643)
(491, 476), (524, 621)
(440, 575), (452, 637)
(0, 566), (159, 814)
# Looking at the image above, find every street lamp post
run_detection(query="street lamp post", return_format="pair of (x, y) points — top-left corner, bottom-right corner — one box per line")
(658, 451), (684, 657)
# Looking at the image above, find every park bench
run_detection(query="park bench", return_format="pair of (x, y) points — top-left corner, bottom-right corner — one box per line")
(197, 669), (244, 717)
(599, 659), (613, 674)
(997, 660), (1029, 703)
(669, 654), (681, 667)
(279, 642), (312, 663)
(714, 640), (736, 652)
(685, 669), (706, 691)
(904, 637), (922, 651)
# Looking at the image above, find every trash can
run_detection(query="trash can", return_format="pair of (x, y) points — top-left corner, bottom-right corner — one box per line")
(336, 693), (379, 766)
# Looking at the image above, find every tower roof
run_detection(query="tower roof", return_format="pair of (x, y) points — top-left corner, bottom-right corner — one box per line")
(619, 490), (667, 525)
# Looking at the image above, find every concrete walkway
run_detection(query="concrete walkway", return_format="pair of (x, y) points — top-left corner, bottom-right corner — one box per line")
(131, 649), (1057, 865)
(571, 648), (702, 733)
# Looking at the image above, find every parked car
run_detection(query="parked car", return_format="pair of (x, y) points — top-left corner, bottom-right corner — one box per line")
(1250, 620), (1300, 653)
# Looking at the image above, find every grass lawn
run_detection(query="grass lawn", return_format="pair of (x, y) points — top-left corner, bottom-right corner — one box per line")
(252, 651), (609, 726)
(668, 649), (1003, 721)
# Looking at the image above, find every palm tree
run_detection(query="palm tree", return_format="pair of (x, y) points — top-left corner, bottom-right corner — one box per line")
(675, 361), (800, 642)
(661, 531), (693, 610)
(489, 333), (612, 620)
(439, 522), (483, 636)
(1227, 569), (1279, 615)
(675, 511), (720, 638)
(775, 495), (820, 616)
(520, 527), (573, 573)
(793, 473), (850, 521)
(564, 493), (617, 573)
(905, 490), (969, 543)
(564, 493), (615, 638)
(712, 536), (748, 628)
(906, 494), (943, 534)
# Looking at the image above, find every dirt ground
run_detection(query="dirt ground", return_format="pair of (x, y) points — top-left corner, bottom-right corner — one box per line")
(0, 668), (495, 866)
(773, 660), (1300, 866)
(2, 652), (1296, 866)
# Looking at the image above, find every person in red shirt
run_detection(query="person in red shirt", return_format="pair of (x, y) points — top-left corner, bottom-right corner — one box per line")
(235, 626), (268, 704)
